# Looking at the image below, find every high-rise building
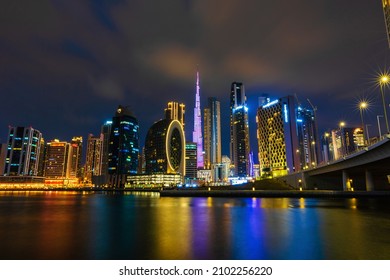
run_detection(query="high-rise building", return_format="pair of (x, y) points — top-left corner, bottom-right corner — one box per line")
(85, 133), (103, 183)
(193, 71), (204, 169)
(0, 143), (7, 176)
(37, 138), (46, 177)
(256, 96), (300, 177)
(3, 126), (42, 176)
(145, 119), (186, 176)
(45, 139), (70, 178)
(108, 106), (140, 187)
(296, 106), (320, 169)
(100, 120), (112, 178)
(331, 127), (364, 160)
(203, 97), (221, 170)
(185, 142), (197, 179)
(165, 102), (185, 128)
(383, 0), (390, 48)
(68, 136), (83, 179)
(230, 82), (250, 177)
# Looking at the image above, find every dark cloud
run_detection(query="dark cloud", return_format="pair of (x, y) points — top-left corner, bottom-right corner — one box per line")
(0, 0), (389, 156)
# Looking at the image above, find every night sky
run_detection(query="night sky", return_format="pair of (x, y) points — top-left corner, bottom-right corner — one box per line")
(1, 1), (389, 160)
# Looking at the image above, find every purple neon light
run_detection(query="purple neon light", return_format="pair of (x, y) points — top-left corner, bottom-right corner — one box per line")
(192, 71), (204, 169)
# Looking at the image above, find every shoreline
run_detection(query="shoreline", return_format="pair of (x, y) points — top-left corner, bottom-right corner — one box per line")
(1, 188), (390, 198)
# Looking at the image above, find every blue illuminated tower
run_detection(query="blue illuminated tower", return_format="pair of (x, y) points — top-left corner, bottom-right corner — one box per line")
(108, 105), (139, 187)
(230, 82), (250, 177)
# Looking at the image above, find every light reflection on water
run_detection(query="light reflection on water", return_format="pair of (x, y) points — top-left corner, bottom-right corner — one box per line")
(0, 191), (390, 260)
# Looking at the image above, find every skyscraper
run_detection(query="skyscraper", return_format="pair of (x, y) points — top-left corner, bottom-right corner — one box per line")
(383, 0), (390, 48)
(68, 136), (83, 179)
(108, 105), (140, 187)
(3, 126), (42, 176)
(45, 139), (70, 178)
(296, 106), (320, 169)
(230, 82), (250, 177)
(204, 97), (221, 170)
(193, 71), (204, 169)
(185, 142), (197, 179)
(100, 120), (112, 178)
(165, 101), (185, 128)
(256, 96), (321, 177)
(144, 119), (186, 176)
(85, 133), (103, 183)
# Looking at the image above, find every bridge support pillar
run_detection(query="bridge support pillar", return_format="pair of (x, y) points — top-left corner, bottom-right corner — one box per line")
(365, 169), (374, 191)
(342, 170), (352, 191)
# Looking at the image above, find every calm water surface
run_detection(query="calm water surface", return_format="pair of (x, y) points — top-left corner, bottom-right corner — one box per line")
(0, 191), (390, 260)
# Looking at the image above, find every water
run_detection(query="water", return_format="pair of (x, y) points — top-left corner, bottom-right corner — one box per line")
(0, 191), (390, 260)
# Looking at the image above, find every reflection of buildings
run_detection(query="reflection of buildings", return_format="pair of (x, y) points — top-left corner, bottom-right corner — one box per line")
(3, 126), (42, 176)
(257, 96), (320, 177)
(108, 106), (140, 188)
(230, 82), (250, 177)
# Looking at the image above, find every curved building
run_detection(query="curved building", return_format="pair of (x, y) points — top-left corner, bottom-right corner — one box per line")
(145, 119), (186, 176)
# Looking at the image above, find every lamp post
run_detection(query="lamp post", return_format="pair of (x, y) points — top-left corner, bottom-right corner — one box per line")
(339, 121), (346, 157)
(377, 115), (383, 138)
(365, 124), (371, 145)
(359, 102), (367, 145)
(379, 75), (390, 133)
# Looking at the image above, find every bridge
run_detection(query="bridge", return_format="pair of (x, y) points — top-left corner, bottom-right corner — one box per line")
(280, 134), (390, 191)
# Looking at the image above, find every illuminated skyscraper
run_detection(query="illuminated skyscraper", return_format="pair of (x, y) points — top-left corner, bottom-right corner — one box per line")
(100, 120), (112, 178)
(204, 97), (221, 170)
(3, 126), (42, 176)
(383, 0), (390, 48)
(193, 71), (204, 169)
(165, 101), (185, 128)
(296, 107), (320, 169)
(45, 139), (70, 178)
(145, 119), (186, 176)
(0, 143), (6, 176)
(108, 105), (140, 188)
(230, 82), (250, 177)
(257, 96), (320, 177)
(185, 142), (197, 179)
(85, 133), (103, 183)
(68, 136), (83, 179)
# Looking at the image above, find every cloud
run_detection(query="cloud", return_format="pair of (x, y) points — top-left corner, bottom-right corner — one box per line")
(88, 75), (125, 100)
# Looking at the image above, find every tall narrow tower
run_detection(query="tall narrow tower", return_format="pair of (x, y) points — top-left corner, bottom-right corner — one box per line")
(193, 71), (204, 169)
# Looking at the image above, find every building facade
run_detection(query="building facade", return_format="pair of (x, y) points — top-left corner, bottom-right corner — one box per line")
(85, 133), (103, 183)
(145, 119), (186, 176)
(100, 120), (112, 178)
(45, 139), (70, 178)
(193, 71), (204, 169)
(165, 101), (185, 128)
(68, 136), (83, 179)
(108, 106), (140, 187)
(3, 126), (42, 176)
(256, 96), (300, 177)
(230, 82), (250, 177)
(185, 142), (197, 179)
(204, 97), (221, 170)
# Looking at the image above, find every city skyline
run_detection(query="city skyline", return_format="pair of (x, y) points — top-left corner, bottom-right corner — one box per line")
(1, 1), (390, 160)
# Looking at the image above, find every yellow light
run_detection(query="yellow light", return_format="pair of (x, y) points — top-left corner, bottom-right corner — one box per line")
(359, 102), (368, 109)
(339, 121), (345, 127)
(380, 75), (389, 84)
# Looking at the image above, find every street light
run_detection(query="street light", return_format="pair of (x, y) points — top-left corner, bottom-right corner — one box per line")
(377, 115), (383, 138)
(359, 102), (368, 145)
(339, 121), (346, 156)
(379, 75), (390, 133)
